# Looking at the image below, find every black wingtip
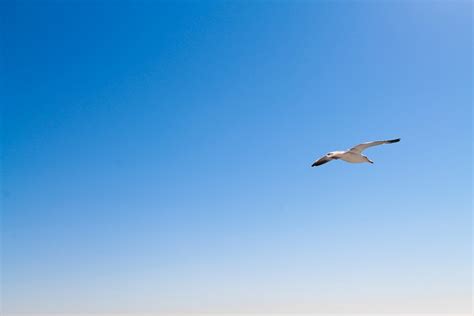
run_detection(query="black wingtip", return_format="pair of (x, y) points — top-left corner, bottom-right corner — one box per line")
(388, 138), (401, 143)
(311, 163), (317, 167)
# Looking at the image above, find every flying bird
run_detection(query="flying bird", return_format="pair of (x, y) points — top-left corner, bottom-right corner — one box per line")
(312, 138), (401, 167)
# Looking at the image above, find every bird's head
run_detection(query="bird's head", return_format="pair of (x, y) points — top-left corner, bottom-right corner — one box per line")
(326, 151), (342, 160)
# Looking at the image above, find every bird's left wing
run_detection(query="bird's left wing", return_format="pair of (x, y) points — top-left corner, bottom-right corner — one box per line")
(349, 138), (400, 154)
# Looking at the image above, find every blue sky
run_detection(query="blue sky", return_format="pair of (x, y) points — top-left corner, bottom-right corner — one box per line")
(1, 0), (472, 314)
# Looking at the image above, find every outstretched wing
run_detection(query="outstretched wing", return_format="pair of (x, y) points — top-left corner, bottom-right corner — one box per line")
(349, 138), (400, 154)
(312, 155), (334, 167)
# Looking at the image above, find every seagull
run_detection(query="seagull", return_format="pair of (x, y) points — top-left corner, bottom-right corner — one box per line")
(312, 138), (401, 167)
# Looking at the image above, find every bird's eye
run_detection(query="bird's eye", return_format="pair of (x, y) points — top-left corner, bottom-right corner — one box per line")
(327, 153), (331, 156)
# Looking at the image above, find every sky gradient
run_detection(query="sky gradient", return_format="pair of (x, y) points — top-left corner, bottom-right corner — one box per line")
(1, 0), (472, 314)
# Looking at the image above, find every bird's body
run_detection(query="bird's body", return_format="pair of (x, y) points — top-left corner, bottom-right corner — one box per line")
(312, 138), (400, 167)
(338, 151), (372, 163)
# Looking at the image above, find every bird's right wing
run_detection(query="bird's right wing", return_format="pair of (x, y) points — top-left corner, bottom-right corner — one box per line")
(312, 155), (333, 167)
(349, 138), (400, 154)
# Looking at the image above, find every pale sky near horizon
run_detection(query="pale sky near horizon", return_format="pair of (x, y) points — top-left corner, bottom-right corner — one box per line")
(1, 0), (472, 314)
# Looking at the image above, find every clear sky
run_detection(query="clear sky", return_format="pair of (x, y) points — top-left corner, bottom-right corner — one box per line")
(1, 0), (472, 314)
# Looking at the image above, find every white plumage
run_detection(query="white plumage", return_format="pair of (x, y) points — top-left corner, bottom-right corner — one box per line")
(312, 138), (401, 167)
